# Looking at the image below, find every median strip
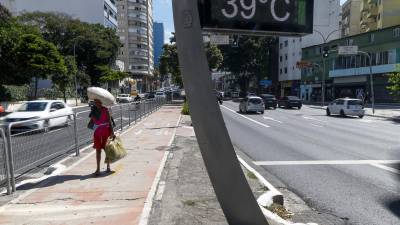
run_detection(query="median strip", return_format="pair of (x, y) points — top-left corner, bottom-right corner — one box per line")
(254, 160), (400, 166)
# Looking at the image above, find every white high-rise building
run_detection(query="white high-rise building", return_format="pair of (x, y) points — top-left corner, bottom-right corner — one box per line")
(278, 0), (341, 98)
(117, 0), (154, 93)
(0, 0), (118, 29)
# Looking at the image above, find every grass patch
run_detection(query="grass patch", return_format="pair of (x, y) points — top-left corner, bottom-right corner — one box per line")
(247, 171), (257, 179)
(181, 101), (190, 115)
(182, 200), (196, 206)
(266, 203), (293, 220)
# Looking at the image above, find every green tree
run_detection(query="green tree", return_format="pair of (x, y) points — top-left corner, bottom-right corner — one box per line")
(0, 3), (12, 23)
(387, 65), (400, 100)
(51, 56), (77, 102)
(15, 34), (67, 98)
(159, 34), (223, 88)
(98, 65), (129, 83)
(219, 36), (275, 95)
(18, 12), (121, 86)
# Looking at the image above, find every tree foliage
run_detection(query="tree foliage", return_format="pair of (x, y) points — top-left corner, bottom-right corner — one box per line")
(51, 56), (77, 102)
(158, 33), (223, 87)
(387, 65), (400, 100)
(98, 65), (129, 83)
(18, 12), (121, 86)
(219, 36), (275, 95)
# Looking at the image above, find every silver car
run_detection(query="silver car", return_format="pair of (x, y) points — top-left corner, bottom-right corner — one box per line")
(239, 97), (265, 114)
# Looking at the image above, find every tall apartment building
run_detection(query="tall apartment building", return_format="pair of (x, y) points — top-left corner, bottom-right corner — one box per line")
(117, 0), (154, 93)
(0, 0), (118, 29)
(341, 0), (362, 37)
(153, 22), (164, 68)
(279, 0), (341, 98)
(360, 0), (400, 33)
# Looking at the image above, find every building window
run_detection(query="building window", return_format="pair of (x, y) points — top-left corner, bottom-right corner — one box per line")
(293, 39), (295, 43)
(284, 40), (288, 47)
(284, 67), (287, 74)
(280, 69), (282, 74)
(369, 34), (375, 43)
(280, 56), (282, 62)
(394, 28), (400, 38)
(280, 43), (283, 49)
(285, 54), (288, 60)
(346, 39), (353, 46)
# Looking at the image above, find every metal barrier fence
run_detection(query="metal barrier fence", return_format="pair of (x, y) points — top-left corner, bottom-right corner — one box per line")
(1, 98), (165, 194)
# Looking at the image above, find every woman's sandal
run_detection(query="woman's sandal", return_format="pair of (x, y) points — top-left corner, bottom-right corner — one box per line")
(106, 167), (111, 173)
(94, 170), (101, 176)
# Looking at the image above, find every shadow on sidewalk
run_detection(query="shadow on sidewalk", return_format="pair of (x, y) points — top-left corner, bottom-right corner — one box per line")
(17, 172), (114, 191)
(383, 198), (400, 219)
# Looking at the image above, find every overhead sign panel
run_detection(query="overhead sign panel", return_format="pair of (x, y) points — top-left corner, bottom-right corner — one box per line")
(338, 46), (359, 55)
(210, 35), (230, 45)
(198, 0), (314, 36)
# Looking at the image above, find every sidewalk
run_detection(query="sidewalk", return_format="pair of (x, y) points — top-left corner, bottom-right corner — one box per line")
(0, 105), (182, 225)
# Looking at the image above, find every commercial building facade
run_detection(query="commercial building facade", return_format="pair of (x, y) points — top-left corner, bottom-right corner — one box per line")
(153, 22), (164, 68)
(0, 0), (118, 29)
(278, 0), (341, 98)
(117, 0), (154, 93)
(341, 0), (362, 37)
(301, 25), (400, 103)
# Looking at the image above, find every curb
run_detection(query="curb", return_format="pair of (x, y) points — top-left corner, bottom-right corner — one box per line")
(237, 155), (283, 205)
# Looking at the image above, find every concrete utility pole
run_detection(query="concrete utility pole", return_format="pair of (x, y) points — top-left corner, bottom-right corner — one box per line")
(172, 0), (269, 224)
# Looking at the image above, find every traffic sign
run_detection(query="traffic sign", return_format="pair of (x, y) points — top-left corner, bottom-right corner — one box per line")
(259, 79), (272, 86)
(198, 0), (314, 36)
(210, 35), (230, 45)
(338, 46), (359, 55)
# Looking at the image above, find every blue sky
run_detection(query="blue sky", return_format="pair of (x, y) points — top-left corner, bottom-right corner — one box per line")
(153, 0), (348, 43)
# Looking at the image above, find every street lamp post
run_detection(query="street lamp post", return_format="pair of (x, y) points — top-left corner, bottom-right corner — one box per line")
(73, 43), (78, 106)
(313, 29), (340, 107)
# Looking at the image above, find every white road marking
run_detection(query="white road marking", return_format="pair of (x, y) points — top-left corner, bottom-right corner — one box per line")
(358, 119), (373, 123)
(254, 160), (400, 166)
(164, 130), (169, 135)
(310, 123), (323, 128)
(263, 116), (283, 123)
(221, 105), (270, 128)
(302, 116), (326, 123)
(154, 181), (166, 201)
(371, 164), (400, 175)
(134, 129), (143, 135)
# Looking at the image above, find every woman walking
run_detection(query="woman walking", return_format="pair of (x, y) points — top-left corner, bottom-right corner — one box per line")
(89, 99), (115, 176)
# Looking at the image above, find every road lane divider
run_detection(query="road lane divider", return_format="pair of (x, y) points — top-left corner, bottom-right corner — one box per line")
(254, 160), (400, 166)
(263, 116), (283, 124)
(302, 116), (327, 123)
(220, 105), (270, 128)
(310, 124), (323, 128)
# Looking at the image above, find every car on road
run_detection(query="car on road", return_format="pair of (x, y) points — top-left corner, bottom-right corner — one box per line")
(3, 100), (73, 132)
(326, 98), (365, 118)
(278, 96), (302, 109)
(260, 94), (277, 109)
(239, 96), (265, 114)
(155, 92), (166, 99)
(116, 94), (133, 103)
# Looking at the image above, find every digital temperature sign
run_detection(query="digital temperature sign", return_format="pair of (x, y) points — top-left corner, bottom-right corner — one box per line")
(198, 0), (314, 36)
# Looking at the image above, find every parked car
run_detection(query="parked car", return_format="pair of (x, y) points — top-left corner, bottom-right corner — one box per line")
(3, 100), (73, 132)
(116, 94), (133, 103)
(326, 98), (365, 118)
(260, 94), (277, 109)
(155, 92), (166, 99)
(239, 96), (265, 114)
(278, 96), (302, 109)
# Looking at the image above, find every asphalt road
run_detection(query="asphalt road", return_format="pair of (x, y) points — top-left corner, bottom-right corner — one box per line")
(221, 101), (400, 225)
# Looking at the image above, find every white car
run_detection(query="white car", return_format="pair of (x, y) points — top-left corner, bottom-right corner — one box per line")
(155, 92), (166, 99)
(326, 98), (365, 118)
(3, 100), (73, 132)
(116, 94), (133, 103)
(239, 96), (265, 114)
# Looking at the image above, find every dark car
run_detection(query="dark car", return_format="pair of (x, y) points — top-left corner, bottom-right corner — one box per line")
(278, 96), (302, 109)
(260, 94), (277, 109)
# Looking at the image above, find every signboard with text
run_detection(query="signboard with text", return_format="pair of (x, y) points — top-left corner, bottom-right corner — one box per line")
(338, 46), (359, 55)
(210, 35), (230, 45)
(198, 0), (314, 36)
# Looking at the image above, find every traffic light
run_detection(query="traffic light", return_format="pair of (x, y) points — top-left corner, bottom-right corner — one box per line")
(322, 46), (329, 58)
(231, 35), (239, 47)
